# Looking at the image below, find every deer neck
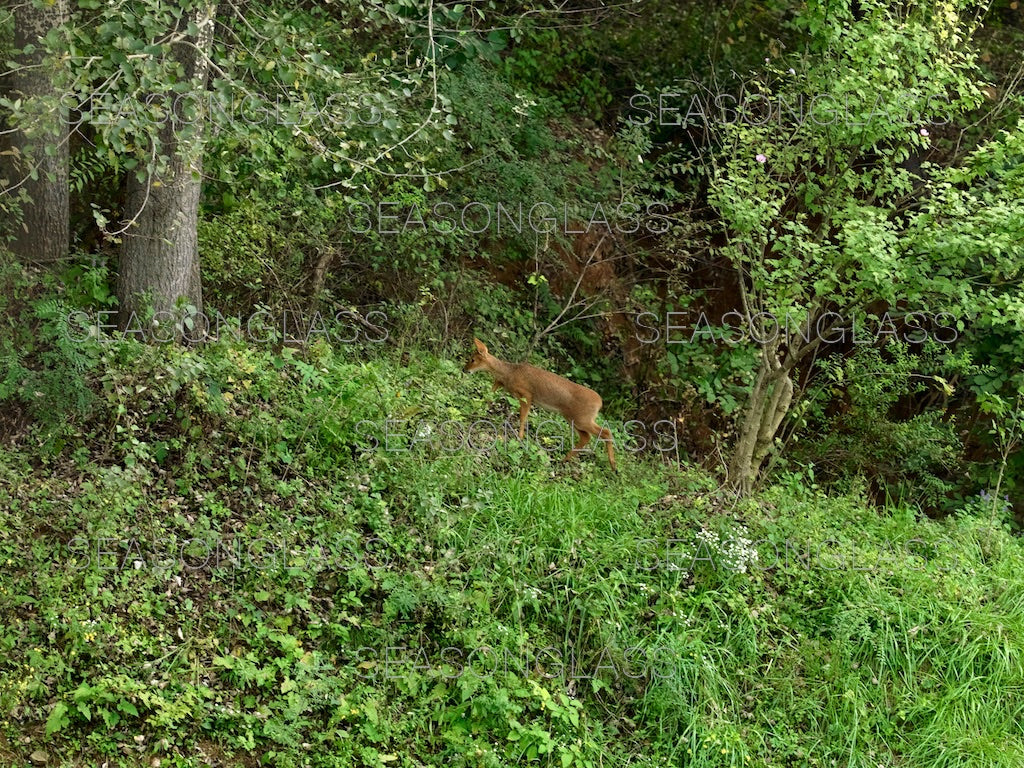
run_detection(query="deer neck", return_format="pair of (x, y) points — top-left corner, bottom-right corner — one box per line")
(487, 355), (515, 385)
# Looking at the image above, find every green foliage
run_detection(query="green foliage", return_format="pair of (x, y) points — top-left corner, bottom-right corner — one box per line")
(502, 26), (612, 120)
(197, 196), (309, 309)
(3, 312), (1024, 766)
(636, 0), (1024, 491)
(706, 0), (993, 320)
(974, 390), (1024, 525)
(788, 343), (966, 510)
(602, 0), (797, 97)
(659, 300), (759, 415)
(5, 0), (1024, 761)
(0, 255), (103, 430)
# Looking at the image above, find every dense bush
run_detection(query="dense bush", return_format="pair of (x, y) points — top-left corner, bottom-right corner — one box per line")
(2, 334), (1023, 766)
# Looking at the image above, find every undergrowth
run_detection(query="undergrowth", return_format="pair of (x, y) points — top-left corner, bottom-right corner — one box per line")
(1, 316), (1022, 767)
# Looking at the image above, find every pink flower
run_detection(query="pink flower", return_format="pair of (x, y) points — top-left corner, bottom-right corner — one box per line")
(755, 154), (767, 163)
(919, 128), (929, 137)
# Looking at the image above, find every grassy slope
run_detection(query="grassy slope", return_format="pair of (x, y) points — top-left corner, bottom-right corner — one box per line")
(1, 338), (1022, 767)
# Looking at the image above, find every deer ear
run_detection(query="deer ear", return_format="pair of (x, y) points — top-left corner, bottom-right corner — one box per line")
(473, 338), (488, 353)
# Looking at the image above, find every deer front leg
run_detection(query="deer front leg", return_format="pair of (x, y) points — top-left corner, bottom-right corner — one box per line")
(518, 397), (531, 440)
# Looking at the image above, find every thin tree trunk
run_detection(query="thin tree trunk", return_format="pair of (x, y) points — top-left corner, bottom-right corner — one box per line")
(751, 371), (794, 471)
(728, 336), (797, 496)
(730, 357), (773, 494)
(0, 0), (70, 264)
(726, 303), (837, 495)
(117, 3), (216, 332)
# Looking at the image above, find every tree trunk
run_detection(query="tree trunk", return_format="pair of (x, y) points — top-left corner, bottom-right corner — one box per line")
(0, 0), (70, 264)
(728, 337), (796, 496)
(117, 3), (216, 332)
(117, 128), (206, 329)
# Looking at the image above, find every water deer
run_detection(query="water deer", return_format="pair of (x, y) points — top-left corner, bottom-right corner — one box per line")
(463, 338), (616, 471)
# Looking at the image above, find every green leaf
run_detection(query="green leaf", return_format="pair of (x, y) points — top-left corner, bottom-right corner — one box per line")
(45, 702), (69, 738)
(118, 700), (140, 717)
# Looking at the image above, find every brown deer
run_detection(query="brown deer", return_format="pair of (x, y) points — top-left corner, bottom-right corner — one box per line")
(463, 338), (616, 471)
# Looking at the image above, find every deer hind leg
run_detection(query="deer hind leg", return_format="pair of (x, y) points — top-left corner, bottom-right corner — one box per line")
(596, 424), (617, 472)
(564, 425), (592, 463)
(573, 419), (617, 472)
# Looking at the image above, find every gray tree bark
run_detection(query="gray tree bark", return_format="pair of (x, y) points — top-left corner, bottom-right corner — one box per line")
(729, 337), (793, 496)
(117, 3), (216, 332)
(0, 0), (70, 264)
(728, 313), (831, 495)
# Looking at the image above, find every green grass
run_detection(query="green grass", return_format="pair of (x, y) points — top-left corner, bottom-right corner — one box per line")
(1, 337), (1022, 767)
